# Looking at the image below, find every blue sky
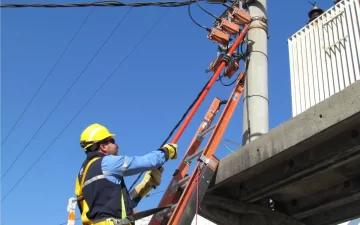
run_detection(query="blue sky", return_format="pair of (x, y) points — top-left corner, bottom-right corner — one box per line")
(1, 0), (336, 224)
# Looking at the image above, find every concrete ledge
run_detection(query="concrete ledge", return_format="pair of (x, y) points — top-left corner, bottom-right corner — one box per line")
(210, 80), (360, 190)
(199, 195), (305, 225)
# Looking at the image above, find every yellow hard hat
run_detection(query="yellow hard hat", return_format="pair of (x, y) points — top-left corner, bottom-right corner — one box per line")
(80, 123), (115, 150)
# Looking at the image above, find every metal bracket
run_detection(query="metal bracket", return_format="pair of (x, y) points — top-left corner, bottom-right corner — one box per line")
(170, 176), (190, 193)
(197, 124), (216, 140)
(170, 180), (180, 193)
(199, 154), (218, 169)
(250, 15), (268, 24)
(184, 150), (203, 166)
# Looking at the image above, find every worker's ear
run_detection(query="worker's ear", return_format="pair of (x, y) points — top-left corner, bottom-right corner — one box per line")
(99, 143), (108, 152)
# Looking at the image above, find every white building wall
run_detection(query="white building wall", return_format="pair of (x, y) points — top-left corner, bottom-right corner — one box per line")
(288, 0), (360, 117)
(288, 0), (360, 224)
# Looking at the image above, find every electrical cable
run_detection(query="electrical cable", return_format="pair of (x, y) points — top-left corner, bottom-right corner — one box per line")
(128, 40), (243, 189)
(0, 8), (95, 148)
(240, 38), (246, 57)
(219, 72), (238, 86)
(218, 42), (244, 87)
(1, 6), (133, 180)
(129, 26), (248, 189)
(1, 4), (169, 203)
(129, 73), (215, 190)
(220, 140), (234, 152)
(224, 138), (241, 146)
(194, 0), (219, 20)
(187, 0), (210, 31)
(0, 0), (203, 8)
(57, 53), (240, 225)
(159, 77), (213, 147)
(145, 189), (166, 197)
(129, 0), (226, 191)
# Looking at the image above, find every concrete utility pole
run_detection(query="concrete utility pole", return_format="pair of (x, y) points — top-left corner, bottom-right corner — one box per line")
(242, 0), (269, 145)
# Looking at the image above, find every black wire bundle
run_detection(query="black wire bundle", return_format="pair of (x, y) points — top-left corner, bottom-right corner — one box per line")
(1, 0), (203, 8)
(128, 76), (213, 190)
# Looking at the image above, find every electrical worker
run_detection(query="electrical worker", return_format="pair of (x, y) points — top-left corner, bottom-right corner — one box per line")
(74, 123), (178, 225)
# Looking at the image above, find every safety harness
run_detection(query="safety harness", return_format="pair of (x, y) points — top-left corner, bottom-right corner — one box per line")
(75, 153), (128, 225)
(75, 153), (171, 225)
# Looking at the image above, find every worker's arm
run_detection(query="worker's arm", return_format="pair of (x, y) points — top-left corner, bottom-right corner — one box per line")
(101, 143), (178, 177)
(102, 144), (178, 207)
(100, 151), (165, 209)
(128, 144), (178, 205)
(101, 150), (166, 177)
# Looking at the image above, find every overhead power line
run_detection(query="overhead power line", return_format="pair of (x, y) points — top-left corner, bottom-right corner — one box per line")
(0, 0), (204, 8)
(1, 2), (133, 180)
(1, 5), (169, 203)
(1, 8), (95, 147)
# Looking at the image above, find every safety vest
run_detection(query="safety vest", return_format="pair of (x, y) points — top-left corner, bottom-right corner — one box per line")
(75, 152), (133, 225)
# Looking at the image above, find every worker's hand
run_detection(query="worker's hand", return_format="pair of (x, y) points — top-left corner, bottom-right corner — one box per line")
(159, 143), (178, 160)
(130, 167), (164, 203)
(145, 167), (164, 187)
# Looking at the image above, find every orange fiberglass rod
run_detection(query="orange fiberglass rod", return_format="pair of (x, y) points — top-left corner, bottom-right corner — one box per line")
(171, 24), (249, 144)
(148, 24), (250, 225)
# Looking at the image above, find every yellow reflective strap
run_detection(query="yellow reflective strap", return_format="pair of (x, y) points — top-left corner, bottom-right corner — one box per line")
(75, 157), (101, 197)
(74, 157), (101, 225)
(121, 193), (126, 219)
(93, 221), (115, 225)
(81, 157), (101, 186)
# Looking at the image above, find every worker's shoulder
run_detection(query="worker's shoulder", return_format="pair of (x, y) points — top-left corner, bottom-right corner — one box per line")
(100, 155), (129, 173)
(101, 154), (127, 166)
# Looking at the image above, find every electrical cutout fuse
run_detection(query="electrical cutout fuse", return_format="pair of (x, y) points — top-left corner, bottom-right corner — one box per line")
(224, 59), (240, 78)
(217, 18), (240, 36)
(229, 7), (251, 25)
(207, 28), (230, 45)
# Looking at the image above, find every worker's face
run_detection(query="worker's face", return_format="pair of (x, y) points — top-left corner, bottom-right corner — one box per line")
(100, 137), (119, 156)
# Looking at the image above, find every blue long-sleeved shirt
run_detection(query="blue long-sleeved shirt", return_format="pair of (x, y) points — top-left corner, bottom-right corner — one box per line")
(100, 150), (167, 208)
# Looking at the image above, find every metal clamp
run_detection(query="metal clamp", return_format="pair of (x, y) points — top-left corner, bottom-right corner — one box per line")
(154, 204), (177, 222)
(197, 124), (216, 140)
(184, 150), (203, 166)
(170, 180), (180, 193)
(249, 16), (269, 36)
(250, 16), (268, 24)
(199, 154), (217, 169)
(169, 176), (190, 193)
(221, 54), (232, 66)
